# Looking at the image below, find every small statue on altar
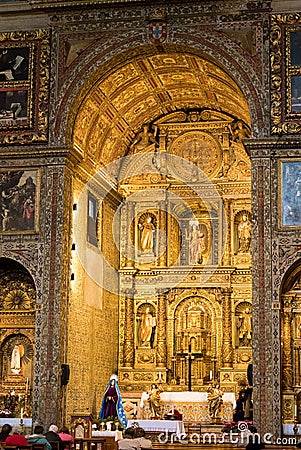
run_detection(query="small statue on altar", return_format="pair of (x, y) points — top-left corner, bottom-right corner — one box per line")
(207, 383), (223, 419)
(148, 383), (162, 418)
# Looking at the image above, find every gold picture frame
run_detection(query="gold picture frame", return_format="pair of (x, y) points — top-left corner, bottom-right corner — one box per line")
(270, 14), (301, 134)
(0, 169), (40, 234)
(0, 30), (50, 144)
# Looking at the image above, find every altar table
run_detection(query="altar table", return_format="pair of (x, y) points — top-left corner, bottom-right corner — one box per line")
(139, 391), (236, 422)
(160, 391), (236, 406)
(0, 418), (32, 427)
(127, 419), (185, 438)
(92, 431), (123, 441)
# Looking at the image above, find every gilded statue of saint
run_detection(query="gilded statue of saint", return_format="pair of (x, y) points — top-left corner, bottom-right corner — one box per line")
(237, 307), (252, 346)
(138, 306), (156, 347)
(148, 384), (162, 418)
(138, 215), (155, 253)
(130, 123), (157, 153)
(207, 383), (223, 418)
(237, 213), (251, 253)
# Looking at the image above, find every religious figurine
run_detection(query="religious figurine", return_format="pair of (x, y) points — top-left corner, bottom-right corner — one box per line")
(207, 383), (223, 419)
(148, 384), (162, 418)
(130, 123), (158, 153)
(11, 344), (23, 374)
(99, 374), (127, 428)
(188, 223), (206, 265)
(138, 306), (156, 347)
(138, 215), (156, 253)
(237, 307), (252, 346)
(237, 213), (251, 253)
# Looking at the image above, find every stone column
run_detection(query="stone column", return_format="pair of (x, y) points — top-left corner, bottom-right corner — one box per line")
(156, 289), (167, 367)
(221, 287), (233, 368)
(123, 288), (135, 367)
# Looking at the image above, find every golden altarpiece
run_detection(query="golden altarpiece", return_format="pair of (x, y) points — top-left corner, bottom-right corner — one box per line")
(116, 109), (253, 407)
(0, 259), (34, 418)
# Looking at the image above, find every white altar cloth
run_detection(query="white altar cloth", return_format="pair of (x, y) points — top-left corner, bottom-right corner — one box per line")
(127, 420), (184, 438)
(159, 391), (236, 407)
(92, 431), (123, 441)
(0, 418), (32, 427)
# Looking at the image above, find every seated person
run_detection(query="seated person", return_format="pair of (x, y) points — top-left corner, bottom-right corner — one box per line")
(133, 428), (152, 449)
(118, 427), (141, 450)
(0, 423), (12, 441)
(27, 424), (52, 450)
(45, 425), (64, 450)
(58, 427), (74, 450)
(246, 434), (265, 450)
(5, 424), (28, 446)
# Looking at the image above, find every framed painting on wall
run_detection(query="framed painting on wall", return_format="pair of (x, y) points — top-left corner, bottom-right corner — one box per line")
(0, 30), (50, 144)
(0, 169), (40, 233)
(270, 15), (301, 134)
(280, 160), (301, 227)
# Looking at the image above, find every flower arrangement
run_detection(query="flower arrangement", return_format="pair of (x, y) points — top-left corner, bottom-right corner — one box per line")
(0, 409), (12, 418)
(222, 420), (256, 434)
(92, 417), (124, 431)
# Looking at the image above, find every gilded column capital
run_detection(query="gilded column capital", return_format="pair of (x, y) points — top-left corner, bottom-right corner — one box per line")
(123, 288), (136, 299)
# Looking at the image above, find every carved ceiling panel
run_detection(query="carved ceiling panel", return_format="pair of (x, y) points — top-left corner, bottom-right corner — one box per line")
(73, 52), (250, 168)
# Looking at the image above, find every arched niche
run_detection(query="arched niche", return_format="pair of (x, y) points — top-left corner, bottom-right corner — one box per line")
(0, 257), (36, 418)
(280, 258), (301, 423)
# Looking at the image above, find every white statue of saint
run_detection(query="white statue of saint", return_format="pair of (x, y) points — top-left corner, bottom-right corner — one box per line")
(11, 344), (24, 374)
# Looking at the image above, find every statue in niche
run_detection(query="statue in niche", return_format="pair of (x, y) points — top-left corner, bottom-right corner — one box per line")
(236, 306), (252, 346)
(11, 344), (24, 374)
(138, 214), (156, 253)
(188, 222), (206, 265)
(237, 213), (251, 253)
(137, 305), (156, 348)
(130, 123), (158, 153)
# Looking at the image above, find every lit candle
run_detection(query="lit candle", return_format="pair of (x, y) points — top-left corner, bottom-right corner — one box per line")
(20, 408), (23, 419)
